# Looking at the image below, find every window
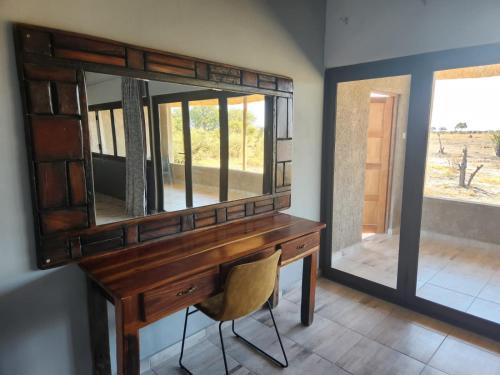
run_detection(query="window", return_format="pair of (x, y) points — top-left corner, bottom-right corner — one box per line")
(88, 102), (152, 160)
(189, 98), (221, 207)
(98, 110), (114, 155)
(143, 105), (151, 160)
(159, 102), (186, 212)
(228, 94), (265, 172)
(227, 94), (265, 200)
(113, 108), (126, 157)
(88, 110), (100, 153)
(424, 65), (500, 206)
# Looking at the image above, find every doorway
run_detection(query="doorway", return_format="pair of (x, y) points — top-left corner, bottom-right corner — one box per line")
(328, 75), (410, 290)
(363, 94), (396, 236)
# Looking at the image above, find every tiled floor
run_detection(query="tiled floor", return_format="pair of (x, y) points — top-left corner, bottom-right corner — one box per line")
(333, 231), (500, 323)
(95, 193), (129, 225)
(144, 278), (500, 375)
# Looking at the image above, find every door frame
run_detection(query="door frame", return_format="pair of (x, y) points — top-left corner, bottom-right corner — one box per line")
(320, 42), (500, 341)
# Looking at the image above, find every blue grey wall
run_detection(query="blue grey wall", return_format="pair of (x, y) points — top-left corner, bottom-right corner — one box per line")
(0, 1), (325, 374)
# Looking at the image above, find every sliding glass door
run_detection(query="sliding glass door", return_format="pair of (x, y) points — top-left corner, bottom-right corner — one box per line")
(416, 64), (500, 325)
(322, 45), (500, 340)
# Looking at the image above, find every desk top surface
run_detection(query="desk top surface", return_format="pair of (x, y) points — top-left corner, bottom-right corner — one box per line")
(79, 213), (324, 299)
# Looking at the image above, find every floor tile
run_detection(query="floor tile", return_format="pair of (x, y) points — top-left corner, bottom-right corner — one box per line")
(416, 284), (474, 311)
(388, 306), (453, 336)
(447, 326), (500, 355)
(366, 313), (446, 363)
(251, 298), (301, 334)
(429, 337), (500, 375)
(320, 293), (395, 335)
(285, 313), (363, 363)
(490, 270), (500, 286)
(336, 336), (425, 375)
(428, 270), (489, 297)
(152, 338), (240, 375)
(282, 280), (335, 312)
(478, 282), (500, 304)
(419, 365), (448, 375)
(467, 298), (500, 324)
(220, 327), (346, 375)
(417, 266), (440, 286)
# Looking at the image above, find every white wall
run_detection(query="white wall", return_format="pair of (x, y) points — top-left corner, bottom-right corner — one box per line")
(325, 0), (500, 67)
(0, 1), (325, 374)
(86, 73), (204, 105)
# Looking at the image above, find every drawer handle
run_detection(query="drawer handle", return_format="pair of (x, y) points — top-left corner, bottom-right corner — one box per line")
(296, 244), (306, 250)
(176, 285), (198, 296)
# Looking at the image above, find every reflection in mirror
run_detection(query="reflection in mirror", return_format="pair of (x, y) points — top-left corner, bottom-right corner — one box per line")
(228, 95), (265, 201)
(158, 101), (187, 211)
(87, 74), (150, 225)
(85, 72), (271, 225)
(189, 98), (221, 207)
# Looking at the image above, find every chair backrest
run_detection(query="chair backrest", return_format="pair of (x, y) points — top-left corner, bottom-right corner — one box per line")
(217, 250), (281, 321)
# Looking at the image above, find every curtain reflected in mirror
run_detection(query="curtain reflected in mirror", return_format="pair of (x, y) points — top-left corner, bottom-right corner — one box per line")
(85, 72), (272, 225)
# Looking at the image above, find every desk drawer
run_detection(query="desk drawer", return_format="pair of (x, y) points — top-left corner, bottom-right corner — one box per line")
(141, 267), (219, 321)
(280, 232), (320, 265)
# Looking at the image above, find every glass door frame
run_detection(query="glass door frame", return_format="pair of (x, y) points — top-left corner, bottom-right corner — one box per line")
(321, 43), (500, 341)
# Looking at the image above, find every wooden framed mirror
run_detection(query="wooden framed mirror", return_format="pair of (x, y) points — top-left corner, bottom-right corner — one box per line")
(13, 23), (293, 269)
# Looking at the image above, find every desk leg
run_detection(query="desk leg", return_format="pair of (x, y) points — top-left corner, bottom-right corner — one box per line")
(86, 277), (111, 375)
(301, 250), (318, 326)
(116, 299), (140, 375)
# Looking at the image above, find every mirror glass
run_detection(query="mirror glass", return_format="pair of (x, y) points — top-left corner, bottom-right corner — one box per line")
(85, 72), (271, 225)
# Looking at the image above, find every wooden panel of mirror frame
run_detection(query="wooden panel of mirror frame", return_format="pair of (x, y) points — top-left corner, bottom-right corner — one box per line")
(13, 23), (293, 269)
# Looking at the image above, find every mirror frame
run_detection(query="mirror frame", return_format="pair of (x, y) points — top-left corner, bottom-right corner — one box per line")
(13, 23), (293, 269)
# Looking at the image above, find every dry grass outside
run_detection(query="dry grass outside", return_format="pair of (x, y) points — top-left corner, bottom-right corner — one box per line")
(424, 132), (500, 205)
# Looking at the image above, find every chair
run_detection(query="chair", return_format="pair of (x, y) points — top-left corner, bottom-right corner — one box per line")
(179, 250), (288, 374)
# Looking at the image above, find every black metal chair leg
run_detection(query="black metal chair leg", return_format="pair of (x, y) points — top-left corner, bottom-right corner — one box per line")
(231, 301), (289, 368)
(218, 321), (230, 375)
(180, 309), (230, 375)
(179, 307), (193, 375)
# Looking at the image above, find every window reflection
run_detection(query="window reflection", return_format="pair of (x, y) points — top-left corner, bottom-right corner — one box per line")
(189, 98), (220, 207)
(159, 102), (187, 211)
(228, 94), (265, 200)
(98, 110), (114, 155)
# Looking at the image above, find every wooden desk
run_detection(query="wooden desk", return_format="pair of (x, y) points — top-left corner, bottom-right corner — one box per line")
(79, 213), (325, 375)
